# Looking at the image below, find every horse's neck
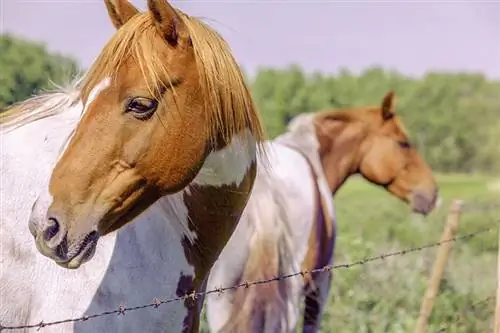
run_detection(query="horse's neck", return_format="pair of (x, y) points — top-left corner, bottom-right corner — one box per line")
(147, 128), (257, 277)
(319, 124), (365, 194)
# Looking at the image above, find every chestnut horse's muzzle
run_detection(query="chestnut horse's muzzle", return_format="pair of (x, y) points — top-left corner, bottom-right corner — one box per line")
(29, 208), (100, 269)
(411, 188), (438, 216)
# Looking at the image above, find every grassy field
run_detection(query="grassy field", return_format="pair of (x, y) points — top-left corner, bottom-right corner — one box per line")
(200, 173), (499, 332)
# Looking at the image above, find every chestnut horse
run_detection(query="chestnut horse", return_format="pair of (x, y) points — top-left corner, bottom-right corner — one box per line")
(2, 0), (265, 332)
(205, 92), (439, 333)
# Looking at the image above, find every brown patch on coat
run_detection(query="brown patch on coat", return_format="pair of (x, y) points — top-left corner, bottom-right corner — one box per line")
(176, 161), (257, 332)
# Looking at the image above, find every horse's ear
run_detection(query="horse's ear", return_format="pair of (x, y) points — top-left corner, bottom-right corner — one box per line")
(381, 90), (397, 120)
(104, 0), (140, 30)
(147, 0), (185, 46)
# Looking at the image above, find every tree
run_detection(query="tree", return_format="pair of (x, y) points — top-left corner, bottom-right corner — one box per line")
(0, 34), (80, 110)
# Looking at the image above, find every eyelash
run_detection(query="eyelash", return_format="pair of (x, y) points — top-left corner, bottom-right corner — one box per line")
(126, 97), (158, 120)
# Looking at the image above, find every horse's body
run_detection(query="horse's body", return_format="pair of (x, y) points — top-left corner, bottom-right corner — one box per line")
(206, 140), (331, 333)
(1, 1), (265, 332)
(206, 93), (439, 333)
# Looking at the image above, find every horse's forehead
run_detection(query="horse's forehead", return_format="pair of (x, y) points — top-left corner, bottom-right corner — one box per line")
(80, 77), (112, 117)
(86, 78), (111, 104)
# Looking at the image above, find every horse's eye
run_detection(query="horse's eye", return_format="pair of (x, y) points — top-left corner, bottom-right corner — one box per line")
(126, 97), (158, 119)
(398, 141), (411, 149)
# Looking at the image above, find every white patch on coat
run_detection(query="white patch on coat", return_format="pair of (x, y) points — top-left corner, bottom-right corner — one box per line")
(193, 128), (256, 187)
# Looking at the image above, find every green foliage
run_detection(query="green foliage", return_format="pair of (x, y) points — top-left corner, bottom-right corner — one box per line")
(0, 34), (79, 110)
(251, 65), (500, 174)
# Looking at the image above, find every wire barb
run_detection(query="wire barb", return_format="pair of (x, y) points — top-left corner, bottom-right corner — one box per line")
(152, 298), (162, 309)
(117, 304), (126, 316)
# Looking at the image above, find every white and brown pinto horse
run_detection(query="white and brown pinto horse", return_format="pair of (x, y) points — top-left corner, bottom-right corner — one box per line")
(1, 0), (266, 332)
(205, 92), (439, 333)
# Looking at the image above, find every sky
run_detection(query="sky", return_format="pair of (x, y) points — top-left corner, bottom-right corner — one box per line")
(1, 0), (499, 80)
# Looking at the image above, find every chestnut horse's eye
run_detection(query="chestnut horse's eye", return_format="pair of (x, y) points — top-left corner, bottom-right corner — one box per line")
(126, 97), (158, 119)
(398, 141), (411, 149)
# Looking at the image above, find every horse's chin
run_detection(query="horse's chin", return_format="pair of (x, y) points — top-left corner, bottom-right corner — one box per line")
(56, 240), (98, 270)
(411, 206), (431, 217)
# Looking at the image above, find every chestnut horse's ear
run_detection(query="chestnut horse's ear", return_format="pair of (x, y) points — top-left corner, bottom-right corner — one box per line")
(381, 90), (397, 120)
(147, 0), (185, 46)
(104, 0), (140, 30)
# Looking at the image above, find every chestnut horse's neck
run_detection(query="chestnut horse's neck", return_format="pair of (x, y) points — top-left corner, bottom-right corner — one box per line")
(138, 128), (258, 333)
(317, 121), (366, 194)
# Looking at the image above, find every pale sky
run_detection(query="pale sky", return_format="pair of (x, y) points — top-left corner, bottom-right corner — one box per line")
(1, 0), (499, 79)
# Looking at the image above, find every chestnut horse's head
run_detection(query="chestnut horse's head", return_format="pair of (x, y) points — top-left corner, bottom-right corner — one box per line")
(313, 91), (438, 215)
(28, 0), (264, 269)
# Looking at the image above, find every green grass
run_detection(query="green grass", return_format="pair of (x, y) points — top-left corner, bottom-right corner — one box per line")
(200, 174), (499, 332)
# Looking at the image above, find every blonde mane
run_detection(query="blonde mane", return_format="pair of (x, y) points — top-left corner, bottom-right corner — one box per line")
(80, 10), (267, 151)
(0, 77), (82, 134)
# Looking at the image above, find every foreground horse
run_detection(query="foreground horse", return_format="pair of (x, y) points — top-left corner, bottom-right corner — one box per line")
(1, 0), (265, 331)
(206, 92), (439, 333)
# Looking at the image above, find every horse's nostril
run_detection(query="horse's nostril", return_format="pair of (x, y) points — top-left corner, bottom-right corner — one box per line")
(43, 217), (60, 242)
(87, 230), (100, 243)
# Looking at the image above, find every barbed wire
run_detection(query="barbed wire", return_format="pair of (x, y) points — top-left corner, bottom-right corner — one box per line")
(1, 222), (497, 332)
